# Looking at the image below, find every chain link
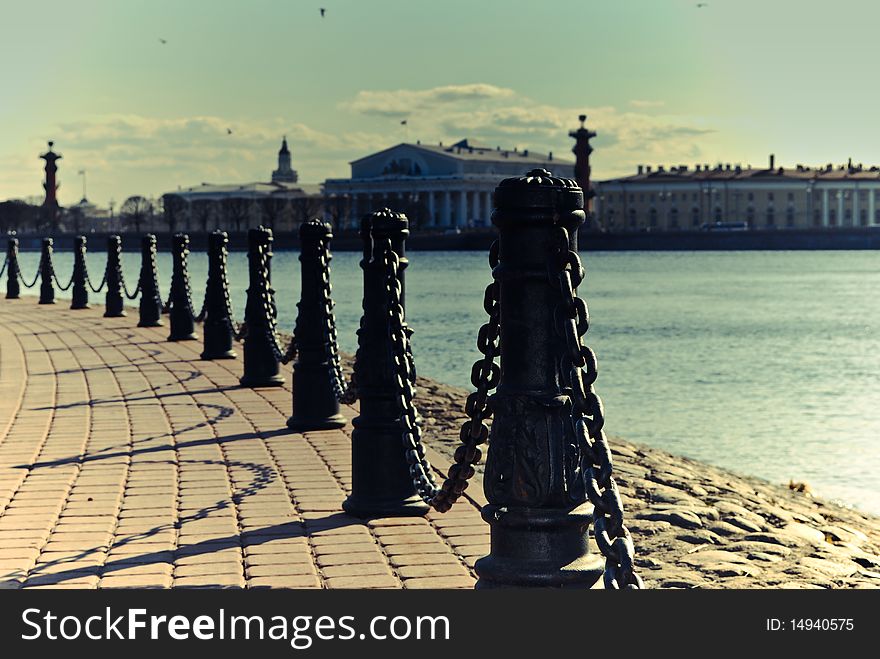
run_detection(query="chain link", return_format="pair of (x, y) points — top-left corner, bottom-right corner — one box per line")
(548, 225), (643, 590)
(86, 268), (106, 294)
(0, 253), (7, 279)
(314, 235), (358, 404)
(383, 238), (498, 512)
(53, 269), (74, 292)
(250, 236), (296, 363)
(19, 252), (42, 289)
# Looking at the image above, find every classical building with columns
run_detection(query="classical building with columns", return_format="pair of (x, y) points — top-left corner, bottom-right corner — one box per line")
(595, 155), (880, 232)
(323, 139), (574, 230)
(162, 137), (321, 233)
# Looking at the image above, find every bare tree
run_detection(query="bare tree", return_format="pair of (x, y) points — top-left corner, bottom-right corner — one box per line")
(223, 197), (250, 233)
(162, 193), (186, 234)
(259, 196), (289, 232)
(290, 195), (325, 228)
(120, 195), (152, 234)
(192, 199), (215, 233)
(0, 200), (40, 233)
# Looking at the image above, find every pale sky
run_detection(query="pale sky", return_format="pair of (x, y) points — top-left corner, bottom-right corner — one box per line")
(2, 0), (880, 207)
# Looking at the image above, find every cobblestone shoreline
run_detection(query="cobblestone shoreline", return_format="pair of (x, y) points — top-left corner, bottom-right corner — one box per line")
(398, 361), (880, 589)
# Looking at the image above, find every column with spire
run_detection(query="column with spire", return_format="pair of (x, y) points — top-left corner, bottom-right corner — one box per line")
(569, 115), (597, 229)
(40, 141), (62, 230)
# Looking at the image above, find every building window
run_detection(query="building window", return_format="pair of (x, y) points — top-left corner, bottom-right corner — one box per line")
(829, 209), (837, 226)
(671, 193), (677, 202)
(860, 208), (868, 226)
(649, 208), (658, 227)
(692, 193), (698, 202)
(650, 194), (656, 203)
(714, 206), (722, 222)
(813, 209), (821, 226)
(845, 208), (852, 223)
(875, 208), (880, 224)
(768, 192), (774, 201)
(746, 207), (755, 225)
(747, 192), (754, 201)
(766, 208), (775, 226)
(691, 207), (700, 226)
(607, 209), (616, 228)
(787, 192), (794, 201)
(786, 208), (795, 227)
(629, 208), (637, 228)
(860, 191), (868, 202)
(670, 207), (679, 228)
(629, 194), (635, 203)
(639, 194), (645, 202)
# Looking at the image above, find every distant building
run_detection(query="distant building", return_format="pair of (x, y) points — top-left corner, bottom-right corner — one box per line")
(323, 138), (574, 230)
(163, 138), (320, 233)
(596, 155), (880, 232)
(271, 137), (298, 184)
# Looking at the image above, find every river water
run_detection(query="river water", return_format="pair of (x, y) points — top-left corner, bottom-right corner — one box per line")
(18, 248), (880, 515)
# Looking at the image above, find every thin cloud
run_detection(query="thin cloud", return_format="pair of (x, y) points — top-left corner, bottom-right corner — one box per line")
(629, 99), (666, 109)
(343, 83), (517, 118)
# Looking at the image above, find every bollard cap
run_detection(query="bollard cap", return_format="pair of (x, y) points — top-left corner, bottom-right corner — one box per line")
(364, 207), (408, 237)
(300, 218), (332, 239)
(494, 168), (584, 212)
(141, 233), (157, 247)
(208, 230), (229, 247)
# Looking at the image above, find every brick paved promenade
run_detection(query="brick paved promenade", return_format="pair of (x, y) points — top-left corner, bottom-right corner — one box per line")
(0, 300), (487, 589)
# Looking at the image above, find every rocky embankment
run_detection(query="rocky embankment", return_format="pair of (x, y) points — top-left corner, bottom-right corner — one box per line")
(406, 370), (880, 589)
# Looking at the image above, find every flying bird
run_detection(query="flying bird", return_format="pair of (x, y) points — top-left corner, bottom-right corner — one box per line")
(159, 38), (167, 44)
(227, 128), (233, 135)
(696, 2), (708, 6)
(320, 8), (325, 17)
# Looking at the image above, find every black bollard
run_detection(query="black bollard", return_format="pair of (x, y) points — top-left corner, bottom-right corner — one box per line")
(138, 234), (163, 327)
(287, 219), (347, 431)
(167, 233), (198, 341)
(342, 208), (428, 518)
(200, 231), (237, 360)
(473, 169), (614, 588)
(70, 235), (89, 309)
(104, 235), (125, 317)
(6, 237), (21, 300)
(239, 227), (285, 388)
(38, 238), (55, 305)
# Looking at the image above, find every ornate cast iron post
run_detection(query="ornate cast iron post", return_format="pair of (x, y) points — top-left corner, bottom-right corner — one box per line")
(342, 208), (427, 518)
(6, 237), (21, 300)
(287, 219), (346, 431)
(200, 231), (237, 360)
(38, 238), (55, 305)
(104, 235), (125, 317)
(239, 227), (285, 387)
(167, 233), (198, 341)
(70, 235), (89, 309)
(474, 169), (604, 588)
(138, 234), (163, 327)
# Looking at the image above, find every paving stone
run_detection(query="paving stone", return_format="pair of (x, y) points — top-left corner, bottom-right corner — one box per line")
(324, 575), (400, 589)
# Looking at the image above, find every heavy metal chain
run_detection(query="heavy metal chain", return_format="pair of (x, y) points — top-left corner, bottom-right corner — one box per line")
(253, 239), (296, 363)
(19, 253), (42, 289)
(86, 267), (106, 294)
(77, 248), (104, 293)
(383, 238), (498, 512)
(53, 269), (75, 292)
(122, 269), (140, 300)
(548, 225), (643, 590)
(315, 236), (358, 404)
(218, 247), (247, 341)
